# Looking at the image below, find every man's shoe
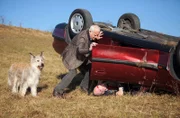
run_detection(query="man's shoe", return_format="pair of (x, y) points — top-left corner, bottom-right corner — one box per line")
(53, 90), (65, 99)
(80, 86), (88, 93)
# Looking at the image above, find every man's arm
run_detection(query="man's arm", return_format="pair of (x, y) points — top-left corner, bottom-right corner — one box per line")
(77, 42), (89, 54)
(77, 37), (98, 54)
(77, 37), (89, 54)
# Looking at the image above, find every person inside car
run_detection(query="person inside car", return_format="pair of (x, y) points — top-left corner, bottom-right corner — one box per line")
(53, 25), (103, 98)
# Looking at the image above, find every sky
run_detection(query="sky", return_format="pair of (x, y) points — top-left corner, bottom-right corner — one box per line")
(0, 0), (179, 36)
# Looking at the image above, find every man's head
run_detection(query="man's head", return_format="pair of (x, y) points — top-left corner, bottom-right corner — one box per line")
(93, 84), (108, 96)
(89, 25), (102, 40)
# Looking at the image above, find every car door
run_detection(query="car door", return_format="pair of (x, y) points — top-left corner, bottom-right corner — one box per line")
(90, 44), (159, 86)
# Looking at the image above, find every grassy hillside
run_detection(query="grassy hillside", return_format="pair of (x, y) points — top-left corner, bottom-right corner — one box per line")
(0, 24), (179, 118)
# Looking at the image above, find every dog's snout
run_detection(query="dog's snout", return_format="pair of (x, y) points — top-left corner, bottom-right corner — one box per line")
(41, 63), (44, 67)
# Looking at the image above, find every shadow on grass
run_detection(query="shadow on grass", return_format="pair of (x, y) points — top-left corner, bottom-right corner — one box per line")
(37, 84), (48, 93)
(26, 84), (48, 94)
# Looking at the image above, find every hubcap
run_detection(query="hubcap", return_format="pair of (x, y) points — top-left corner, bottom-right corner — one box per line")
(70, 13), (84, 34)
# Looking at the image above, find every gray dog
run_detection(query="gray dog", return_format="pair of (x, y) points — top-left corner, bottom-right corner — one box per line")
(8, 52), (44, 97)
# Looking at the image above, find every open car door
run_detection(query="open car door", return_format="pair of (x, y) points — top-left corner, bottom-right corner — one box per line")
(90, 44), (160, 86)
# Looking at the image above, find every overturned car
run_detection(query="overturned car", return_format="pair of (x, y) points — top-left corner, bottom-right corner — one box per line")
(52, 9), (180, 94)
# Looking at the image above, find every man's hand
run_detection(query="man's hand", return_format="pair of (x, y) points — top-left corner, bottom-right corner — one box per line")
(89, 42), (98, 51)
(96, 31), (103, 40)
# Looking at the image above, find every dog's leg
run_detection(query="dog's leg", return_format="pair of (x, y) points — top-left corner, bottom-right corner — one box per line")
(31, 85), (37, 97)
(20, 84), (28, 97)
(8, 77), (12, 86)
(12, 76), (18, 93)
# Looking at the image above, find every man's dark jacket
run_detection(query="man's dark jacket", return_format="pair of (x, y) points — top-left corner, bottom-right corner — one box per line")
(62, 29), (91, 70)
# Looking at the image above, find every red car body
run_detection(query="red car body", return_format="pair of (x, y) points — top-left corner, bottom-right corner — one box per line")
(52, 23), (180, 94)
(91, 33), (179, 93)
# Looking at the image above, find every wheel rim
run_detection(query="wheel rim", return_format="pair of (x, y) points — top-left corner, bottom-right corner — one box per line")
(70, 13), (84, 34)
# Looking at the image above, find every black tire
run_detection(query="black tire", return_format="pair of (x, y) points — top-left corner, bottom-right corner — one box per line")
(68, 9), (93, 38)
(94, 22), (115, 30)
(117, 13), (140, 30)
(175, 41), (180, 67)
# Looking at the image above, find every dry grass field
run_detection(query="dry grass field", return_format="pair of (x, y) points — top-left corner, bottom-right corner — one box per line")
(0, 24), (180, 118)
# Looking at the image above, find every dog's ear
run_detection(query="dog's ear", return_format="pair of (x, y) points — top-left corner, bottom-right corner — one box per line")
(40, 51), (44, 57)
(29, 53), (35, 58)
(40, 51), (45, 59)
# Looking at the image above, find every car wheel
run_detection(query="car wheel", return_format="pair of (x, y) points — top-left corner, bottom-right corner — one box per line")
(175, 41), (180, 67)
(94, 22), (115, 30)
(68, 9), (93, 38)
(117, 13), (140, 30)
